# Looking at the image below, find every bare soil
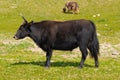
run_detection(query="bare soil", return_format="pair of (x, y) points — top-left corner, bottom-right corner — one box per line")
(27, 43), (120, 58)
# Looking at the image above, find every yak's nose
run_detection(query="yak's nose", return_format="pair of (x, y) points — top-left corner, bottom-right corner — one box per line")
(13, 36), (19, 40)
(13, 36), (15, 38)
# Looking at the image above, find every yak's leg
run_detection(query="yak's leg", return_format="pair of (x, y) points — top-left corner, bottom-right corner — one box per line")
(79, 39), (88, 68)
(79, 44), (88, 68)
(88, 43), (99, 68)
(94, 53), (99, 67)
(45, 50), (52, 68)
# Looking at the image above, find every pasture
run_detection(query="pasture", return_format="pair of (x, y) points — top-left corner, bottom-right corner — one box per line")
(0, 0), (120, 80)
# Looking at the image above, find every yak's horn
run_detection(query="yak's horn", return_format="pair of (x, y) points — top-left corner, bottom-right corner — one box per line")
(20, 14), (28, 23)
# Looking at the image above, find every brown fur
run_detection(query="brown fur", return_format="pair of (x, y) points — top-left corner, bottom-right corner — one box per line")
(63, 1), (79, 14)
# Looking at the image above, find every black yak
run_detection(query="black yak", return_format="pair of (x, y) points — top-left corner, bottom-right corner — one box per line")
(14, 17), (99, 68)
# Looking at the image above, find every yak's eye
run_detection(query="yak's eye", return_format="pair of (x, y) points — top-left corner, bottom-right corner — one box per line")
(19, 26), (25, 31)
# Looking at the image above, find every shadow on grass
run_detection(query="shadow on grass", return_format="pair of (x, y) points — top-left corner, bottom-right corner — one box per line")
(63, 12), (79, 14)
(11, 61), (94, 68)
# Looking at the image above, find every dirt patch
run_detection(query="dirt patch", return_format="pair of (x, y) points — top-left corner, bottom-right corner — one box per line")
(27, 43), (120, 58)
(100, 43), (120, 58)
(1, 37), (120, 58)
(28, 47), (45, 54)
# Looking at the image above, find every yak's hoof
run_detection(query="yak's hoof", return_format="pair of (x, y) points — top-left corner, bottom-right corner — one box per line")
(95, 65), (99, 68)
(45, 66), (50, 69)
(78, 65), (83, 69)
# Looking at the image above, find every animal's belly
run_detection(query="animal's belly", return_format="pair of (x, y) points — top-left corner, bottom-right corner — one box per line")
(53, 38), (78, 51)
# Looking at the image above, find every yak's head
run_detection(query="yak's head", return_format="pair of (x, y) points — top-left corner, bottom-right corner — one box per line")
(13, 16), (33, 40)
(63, 7), (66, 13)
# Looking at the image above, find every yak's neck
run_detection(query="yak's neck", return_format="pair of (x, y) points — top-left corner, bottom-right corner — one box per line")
(28, 33), (40, 47)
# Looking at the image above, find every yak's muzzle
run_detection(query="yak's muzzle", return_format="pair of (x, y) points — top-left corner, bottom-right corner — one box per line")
(13, 36), (19, 40)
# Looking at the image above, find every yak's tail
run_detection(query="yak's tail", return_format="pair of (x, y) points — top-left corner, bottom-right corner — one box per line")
(89, 21), (100, 57)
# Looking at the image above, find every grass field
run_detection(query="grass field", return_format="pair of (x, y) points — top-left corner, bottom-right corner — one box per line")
(0, 0), (120, 80)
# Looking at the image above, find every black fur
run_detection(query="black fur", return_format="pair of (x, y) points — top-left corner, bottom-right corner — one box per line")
(14, 18), (99, 68)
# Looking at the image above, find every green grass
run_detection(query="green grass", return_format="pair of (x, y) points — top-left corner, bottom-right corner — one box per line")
(0, 0), (120, 80)
(0, 47), (120, 80)
(0, 0), (120, 43)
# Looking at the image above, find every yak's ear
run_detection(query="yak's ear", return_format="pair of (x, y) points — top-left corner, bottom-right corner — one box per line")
(29, 21), (34, 25)
(26, 21), (34, 33)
